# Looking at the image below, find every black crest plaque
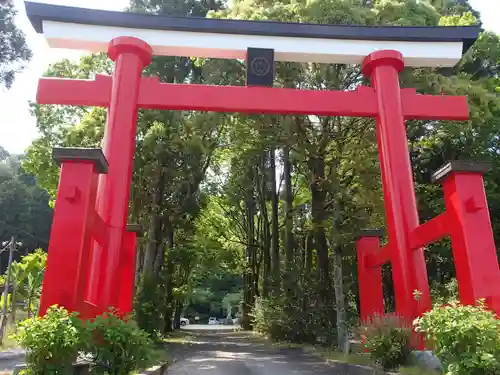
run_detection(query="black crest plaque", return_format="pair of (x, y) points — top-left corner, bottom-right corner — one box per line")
(246, 48), (275, 87)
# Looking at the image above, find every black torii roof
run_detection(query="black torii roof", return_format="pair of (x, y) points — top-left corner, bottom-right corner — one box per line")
(25, 1), (479, 55)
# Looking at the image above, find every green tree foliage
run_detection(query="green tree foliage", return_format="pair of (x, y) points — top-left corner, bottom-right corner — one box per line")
(209, 0), (500, 348)
(23, 0), (229, 336)
(8, 249), (47, 319)
(0, 148), (52, 257)
(22, 54), (112, 199)
(0, 1), (32, 88)
(21, 0), (500, 360)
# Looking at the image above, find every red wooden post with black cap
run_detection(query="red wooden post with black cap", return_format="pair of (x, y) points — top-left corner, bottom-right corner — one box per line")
(433, 161), (500, 314)
(39, 147), (108, 317)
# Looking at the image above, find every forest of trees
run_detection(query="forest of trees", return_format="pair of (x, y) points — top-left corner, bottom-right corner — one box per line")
(0, 148), (52, 271)
(1, 0), (500, 352)
(0, 0), (47, 265)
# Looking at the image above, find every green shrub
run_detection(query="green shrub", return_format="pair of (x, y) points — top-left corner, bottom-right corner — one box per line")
(252, 296), (288, 340)
(13, 305), (82, 375)
(429, 278), (458, 306)
(134, 274), (168, 338)
(252, 293), (337, 345)
(414, 300), (500, 375)
(83, 309), (155, 375)
(357, 314), (412, 370)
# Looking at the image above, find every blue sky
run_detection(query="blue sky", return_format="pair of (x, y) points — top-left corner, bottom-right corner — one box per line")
(1, 0), (499, 154)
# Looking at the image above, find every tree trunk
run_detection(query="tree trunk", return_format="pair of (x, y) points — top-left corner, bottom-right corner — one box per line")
(134, 247), (143, 291)
(10, 282), (17, 324)
(283, 146), (294, 296)
(153, 217), (173, 274)
(163, 262), (174, 333)
(260, 153), (271, 298)
(302, 232), (314, 313)
(305, 232), (314, 276)
(269, 147), (280, 292)
(309, 155), (331, 302)
(352, 264), (361, 316)
(173, 299), (182, 329)
(333, 245), (348, 353)
(242, 169), (256, 330)
(162, 224), (175, 333)
(143, 170), (164, 276)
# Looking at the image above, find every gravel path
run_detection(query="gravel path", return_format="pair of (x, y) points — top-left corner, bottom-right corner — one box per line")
(0, 349), (25, 373)
(165, 331), (351, 375)
(0, 329), (374, 375)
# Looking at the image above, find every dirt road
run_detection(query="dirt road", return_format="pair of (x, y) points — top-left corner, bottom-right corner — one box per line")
(165, 330), (368, 375)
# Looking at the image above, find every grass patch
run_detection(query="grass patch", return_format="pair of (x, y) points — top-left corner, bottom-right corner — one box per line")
(151, 347), (172, 365)
(1, 324), (20, 350)
(303, 345), (374, 366)
(163, 330), (193, 344)
(271, 341), (302, 349)
(253, 333), (374, 366)
(255, 332), (440, 375)
(131, 347), (171, 374)
(398, 366), (440, 375)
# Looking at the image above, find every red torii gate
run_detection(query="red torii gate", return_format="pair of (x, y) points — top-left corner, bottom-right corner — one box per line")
(27, 2), (500, 327)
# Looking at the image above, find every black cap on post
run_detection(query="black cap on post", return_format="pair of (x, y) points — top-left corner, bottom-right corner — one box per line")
(52, 147), (109, 174)
(355, 228), (385, 240)
(126, 224), (143, 237)
(431, 160), (491, 184)
(246, 47), (275, 87)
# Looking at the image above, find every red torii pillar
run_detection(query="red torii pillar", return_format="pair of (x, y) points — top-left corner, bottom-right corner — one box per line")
(356, 51), (499, 328)
(356, 55), (500, 332)
(362, 51), (432, 320)
(437, 162), (500, 312)
(38, 36), (474, 320)
(39, 146), (143, 318)
(357, 162), (500, 322)
(88, 38), (152, 309)
(40, 148), (106, 316)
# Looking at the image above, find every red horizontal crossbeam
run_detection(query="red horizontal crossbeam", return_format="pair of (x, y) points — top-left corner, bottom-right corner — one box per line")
(366, 243), (391, 268)
(409, 213), (450, 250)
(364, 212), (450, 269)
(37, 75), (469, 120)
(38, 75), (111, 107)
(90, 210), (108, 247)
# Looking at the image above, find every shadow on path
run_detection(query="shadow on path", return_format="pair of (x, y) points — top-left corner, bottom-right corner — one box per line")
(164, 331), (354, 375)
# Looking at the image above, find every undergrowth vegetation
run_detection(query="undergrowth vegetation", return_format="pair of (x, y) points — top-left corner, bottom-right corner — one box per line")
(13, 306), (158, 375)
(252, 294), (338, 345)
(357, 314), (413, 370)
(415, 300), (500, 375)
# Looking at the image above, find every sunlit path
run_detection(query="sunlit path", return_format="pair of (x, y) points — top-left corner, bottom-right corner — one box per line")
(166, 331), (361, 375)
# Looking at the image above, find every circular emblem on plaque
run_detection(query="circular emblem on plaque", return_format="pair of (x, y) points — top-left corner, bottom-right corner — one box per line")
(250, 57), (271, 77)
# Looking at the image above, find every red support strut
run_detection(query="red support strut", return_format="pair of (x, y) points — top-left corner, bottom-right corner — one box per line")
(39, 148), (108, 317)
(116, 224), (143, 315)
(116, 232), (137, 315)
(356, 230), (385, 322)
(436, 161), (500, 314)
